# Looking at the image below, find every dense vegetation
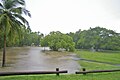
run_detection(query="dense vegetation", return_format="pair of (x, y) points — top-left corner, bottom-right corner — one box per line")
(40, 31), (75, 51)
(19, 31), (43, 46)
(0, 0), (120, 62)
(40, 26), (120, 51)
(0, 29), (43, 47)
(68, 27), (120, 51)
(1, 25), (120, 51)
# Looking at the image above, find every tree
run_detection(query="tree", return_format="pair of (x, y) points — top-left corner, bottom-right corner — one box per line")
(67, 29), (81, 48)
(76, 27), (120, 51)
(19, 31), (43, 46)
(41, 31), (75, 52)
(0, 0), (31, 67)
(18, 27), (31, 46)
(0, 30), (3, 49)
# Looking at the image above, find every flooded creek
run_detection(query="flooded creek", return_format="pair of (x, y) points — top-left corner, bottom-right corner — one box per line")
(0, 47), (80, 73)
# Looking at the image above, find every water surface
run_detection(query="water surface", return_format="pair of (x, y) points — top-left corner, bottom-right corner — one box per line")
(0, 47), (80, 73)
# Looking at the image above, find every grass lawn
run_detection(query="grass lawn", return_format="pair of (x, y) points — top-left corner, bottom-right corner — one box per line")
(0, 72), (120, 80)
(75, 50), (120, 64)
(78, 60), (120, 70)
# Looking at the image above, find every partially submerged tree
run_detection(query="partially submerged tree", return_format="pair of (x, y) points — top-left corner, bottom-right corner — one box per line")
(0, 0), (31, 67)
(41, 31), (75, 52)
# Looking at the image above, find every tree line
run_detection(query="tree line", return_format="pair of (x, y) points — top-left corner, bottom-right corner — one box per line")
(0, 29), (44, 48)
(39, 27), (120, 51)
(68, 27), (120, 51)
(1, 26), (120, 52)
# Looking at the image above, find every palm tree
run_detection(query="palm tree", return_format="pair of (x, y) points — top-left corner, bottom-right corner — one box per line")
(0, 0), (31, 67)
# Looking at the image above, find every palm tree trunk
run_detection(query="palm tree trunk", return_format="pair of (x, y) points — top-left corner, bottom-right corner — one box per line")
(2, 34), (6, 67)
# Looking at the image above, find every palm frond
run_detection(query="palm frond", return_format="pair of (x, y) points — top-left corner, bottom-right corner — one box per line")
(0, 0), (31, 44)
(3, 0), (25, 9)
(16, 0), (25, 5)
(5, 15), (11, 35)
(10, 7), (31, 17)
(22, 8), (31, 17)
(3, 0), (16, 9)
(0, 14), (7, 30)
(10, 7), (22, 14)
(0, 9), (3, 14)
(10, 17), (23, 27)
(13, 14), (30, 27)
(0, 3), (4, 9)
(7, 17), (23, 41)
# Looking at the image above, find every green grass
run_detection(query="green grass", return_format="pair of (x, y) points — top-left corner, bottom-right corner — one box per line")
(75, 50), (120, 80)
(78, 60), (120, 70)
(0, 73), (120, 80)
(75, 50), (120, 64)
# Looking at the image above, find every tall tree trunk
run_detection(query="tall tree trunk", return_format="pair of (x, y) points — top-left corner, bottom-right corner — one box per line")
(2, 34), (6, 67)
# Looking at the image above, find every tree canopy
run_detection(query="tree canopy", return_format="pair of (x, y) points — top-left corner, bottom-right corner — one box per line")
(41, 31), (75, 52)
(68, 27), (120, 51)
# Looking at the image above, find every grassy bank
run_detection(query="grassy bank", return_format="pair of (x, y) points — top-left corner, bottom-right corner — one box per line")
(78, 60), (120, 70)
(76, 50), (120, 70)
(75, 50), (120, 64)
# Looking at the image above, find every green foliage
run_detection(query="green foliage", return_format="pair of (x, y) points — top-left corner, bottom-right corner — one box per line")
(0, 0), (31, 35)
(41, 31), (75, 51)
(68, 27), (120, 50)
(19, 31), (44, 46)
(0, 0), (31, 66)
(0, 31), (3, 48)
(0, 0), (31, 46)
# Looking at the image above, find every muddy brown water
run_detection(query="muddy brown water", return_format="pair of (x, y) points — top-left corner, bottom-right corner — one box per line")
(0, 47), (80, 73)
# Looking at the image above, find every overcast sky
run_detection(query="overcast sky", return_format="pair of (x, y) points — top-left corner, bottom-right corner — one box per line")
(25, 0), (120, 34)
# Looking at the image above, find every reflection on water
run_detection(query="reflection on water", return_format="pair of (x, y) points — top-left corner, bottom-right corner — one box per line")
(0, 47), (80, 73)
